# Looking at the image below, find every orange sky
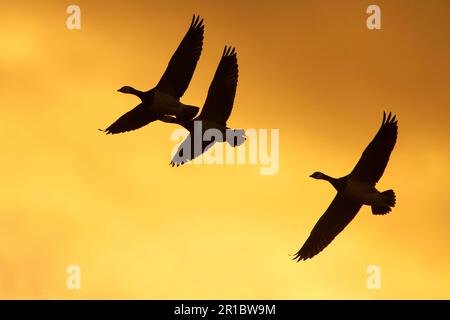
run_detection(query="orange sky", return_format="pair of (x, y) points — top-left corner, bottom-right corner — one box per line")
(0, 0), (449, 299)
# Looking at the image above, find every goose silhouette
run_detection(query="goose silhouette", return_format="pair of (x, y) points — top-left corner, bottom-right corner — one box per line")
(294, 112), (398, 261)
(101, 15), (204, 134)
(162, 46), (245, 166)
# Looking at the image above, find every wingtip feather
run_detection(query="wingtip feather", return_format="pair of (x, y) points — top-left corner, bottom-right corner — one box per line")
(382, 111), (399, 126)
(222, 46), (237, 57)
(190, 14), (204, 29)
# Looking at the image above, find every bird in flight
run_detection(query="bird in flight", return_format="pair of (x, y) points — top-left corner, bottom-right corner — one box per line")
(294, 112), (398, 261)
(101, 15), (204, 135)
(162, 46), (245, 166)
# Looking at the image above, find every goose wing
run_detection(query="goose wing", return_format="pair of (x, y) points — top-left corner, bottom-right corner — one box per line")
(294, 194), (362, 261)
(156, 15), (204, 100)
(350, 112), (398, 184)
(102, 104), (157, 134)
(198, 46), (238, 125)
(170, 133), (216, 166)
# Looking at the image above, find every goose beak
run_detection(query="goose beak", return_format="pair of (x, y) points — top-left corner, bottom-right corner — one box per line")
(309, 174), (314, 178)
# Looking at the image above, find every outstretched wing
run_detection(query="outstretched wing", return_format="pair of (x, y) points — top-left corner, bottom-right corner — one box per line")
(350, 112), (398, 184)
(294, 194), (362, 261)
(156, 15), (204, 100)
(101, 104), (157, 134)
(198, 46), (238, 125)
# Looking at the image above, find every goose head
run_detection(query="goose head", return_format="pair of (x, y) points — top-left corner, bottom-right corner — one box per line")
(310, 171), (327, 180)
(117, 86), (136, 94)
(310, 171), (343, 191)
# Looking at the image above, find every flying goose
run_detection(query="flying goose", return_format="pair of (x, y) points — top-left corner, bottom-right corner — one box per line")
(162, 46), (245, 166)
(294, 112), (398, 261)
(101, 15), (204, 135)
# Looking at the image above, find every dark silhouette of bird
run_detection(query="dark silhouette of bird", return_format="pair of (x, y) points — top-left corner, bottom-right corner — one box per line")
(100, 15), (204, 135)
(162, 46), (245, 166)
(294, 112), (398, 261)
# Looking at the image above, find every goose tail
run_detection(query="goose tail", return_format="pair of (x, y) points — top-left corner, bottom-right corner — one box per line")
(381, 189), (396, 207)
(372, 189), (396, 215)
(226, 129), (246, 147)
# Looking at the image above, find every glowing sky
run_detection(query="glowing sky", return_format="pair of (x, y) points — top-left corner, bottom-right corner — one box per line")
(0, 0), (449, 299)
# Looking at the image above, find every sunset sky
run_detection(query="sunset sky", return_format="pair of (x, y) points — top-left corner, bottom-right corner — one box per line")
(0, 0), (449, 299)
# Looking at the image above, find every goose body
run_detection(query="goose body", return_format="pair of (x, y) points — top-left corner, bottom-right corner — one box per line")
(101, 15), (204, 135)
(344, 178), (382, 205)
(152, 90), (187, 115)
(295, 112), (398, 261)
